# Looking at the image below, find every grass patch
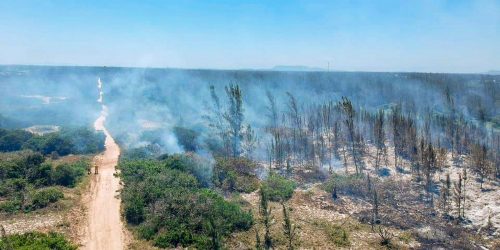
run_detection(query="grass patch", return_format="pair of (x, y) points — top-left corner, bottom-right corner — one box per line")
(312, 220), (350, 247)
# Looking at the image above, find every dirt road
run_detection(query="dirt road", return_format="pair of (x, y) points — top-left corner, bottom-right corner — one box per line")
(82, 79), (126, 249)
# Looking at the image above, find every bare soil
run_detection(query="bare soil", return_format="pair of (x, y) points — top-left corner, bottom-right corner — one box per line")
(80, 106), (128, 249)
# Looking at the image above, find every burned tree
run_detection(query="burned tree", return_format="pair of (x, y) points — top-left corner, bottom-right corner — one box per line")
(440, 173), (452, 216)
(453, 173), (464, 220)
(339, 97), (360, 174)
(242, 124), (257, 158)
(282, 203), (297, 250)
(470, 142), (491, 190)
(265, 90), (279, 131)
(260, 188), (273, 250)
(224, 84), (244, 157)
(391, 105), (402, 170)
(373, 109), (386, 170)
(423, 142), (436, 205)
(372, 189), (380, 227)
(206, 85), (231, 156)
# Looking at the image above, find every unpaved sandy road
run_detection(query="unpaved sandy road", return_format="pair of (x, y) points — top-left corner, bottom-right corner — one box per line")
(82, 79), (126, 249)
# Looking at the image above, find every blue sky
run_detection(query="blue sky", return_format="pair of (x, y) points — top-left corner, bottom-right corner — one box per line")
(0, 0), (498, 73)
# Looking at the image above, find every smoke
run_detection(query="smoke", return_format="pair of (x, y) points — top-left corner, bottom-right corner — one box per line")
(1, 65), (498, 157)
(20, 95), (68, 105)
(97, 77), (103, 103)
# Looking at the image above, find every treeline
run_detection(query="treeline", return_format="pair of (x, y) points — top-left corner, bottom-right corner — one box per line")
(0, 127), (105, 156)
(0, 150), (90, 213)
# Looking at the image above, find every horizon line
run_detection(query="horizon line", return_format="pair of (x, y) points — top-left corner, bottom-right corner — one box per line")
(0, 63), (497, 75)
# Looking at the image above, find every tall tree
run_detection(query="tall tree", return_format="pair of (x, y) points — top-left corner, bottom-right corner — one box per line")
(453, 173), (463, 220)
(423, 143), (436, 205)
(206, 85), (230, 156)
(265, 90), (279, 131)
(224, 84), (245, 157)
(440, 173), (451, 216)
(470, 143), (490, 190)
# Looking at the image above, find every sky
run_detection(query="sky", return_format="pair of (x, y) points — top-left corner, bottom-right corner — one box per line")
(0, 0), (499, 73)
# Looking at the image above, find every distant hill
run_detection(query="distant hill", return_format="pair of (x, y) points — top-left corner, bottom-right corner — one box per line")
(272, 65), (327, 72)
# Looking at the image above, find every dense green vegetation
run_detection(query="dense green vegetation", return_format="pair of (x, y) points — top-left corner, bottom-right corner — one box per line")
(120, 153), (254, 249)
(0, 127), (104, 156)
(0, 231), (77, 250)
(0, 150), (90, 213)
(261, 173), (296, 202)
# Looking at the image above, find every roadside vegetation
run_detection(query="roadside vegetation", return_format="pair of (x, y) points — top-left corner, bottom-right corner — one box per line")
(0, 231), (77, 250)
(0, 150), (90, 214)
(120, 153), (254, 249)
(0, 125), (105, 249)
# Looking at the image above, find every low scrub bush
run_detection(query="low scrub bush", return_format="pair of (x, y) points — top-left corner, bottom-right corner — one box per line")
(30, 187), (64, 209)
(213, 157), (259, 193)
(262, 173), (296, 202)
(313, 220), (350, 247)
(0, 199), (22, 213)
(0, 231), (77, 250)
(323, 173), (367, 198)
(51, 161), (88, 187)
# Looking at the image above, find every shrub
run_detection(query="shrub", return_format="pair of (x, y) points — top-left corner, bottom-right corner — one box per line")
(262, 174), (296, 202)
(323, 173), (367, 198)
(0, 199), (22, 213)
(313, 220), (350, 247)
(30, 187), (64, 209)
(213, 157), (259, 193)
(327, 224), (350, 247)
(0, 178), (28, 197)
(0, 231), (77, 250)
(27, 162), (53, 187)
(52, 161), (88, 187)
(154, 229), (195, 248)
(123, 191), (145, 225)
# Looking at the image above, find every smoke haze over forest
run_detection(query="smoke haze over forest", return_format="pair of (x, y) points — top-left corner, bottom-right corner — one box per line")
(1, 65), (498, 158)
(1, 1), (499, 249)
